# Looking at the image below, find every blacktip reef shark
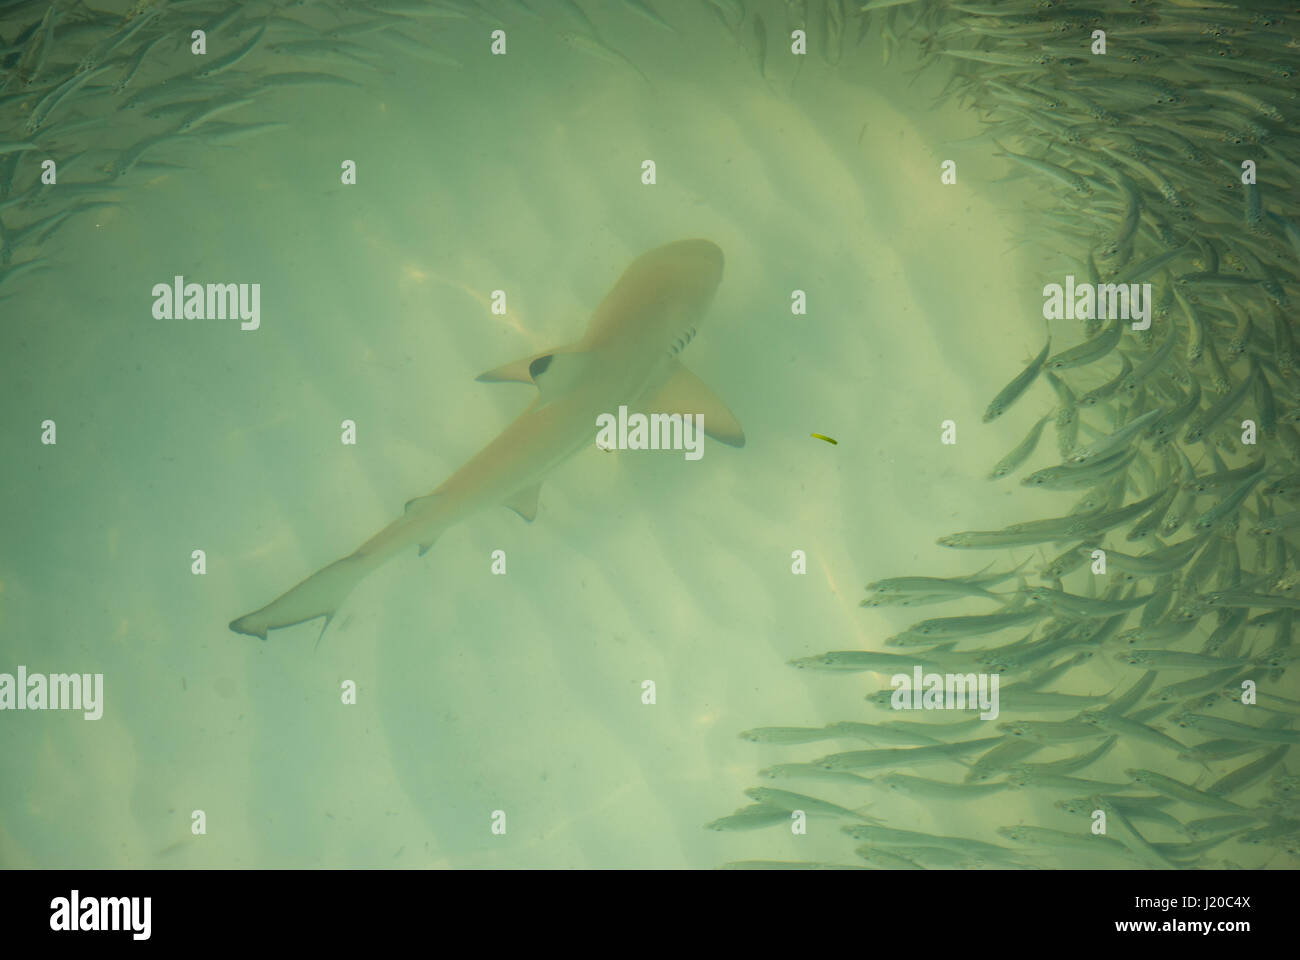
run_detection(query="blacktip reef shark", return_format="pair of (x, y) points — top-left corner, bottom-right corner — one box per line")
(230, 239), (744, 640)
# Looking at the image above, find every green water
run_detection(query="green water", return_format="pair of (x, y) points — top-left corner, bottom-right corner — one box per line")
(1, 0), (1296, 869)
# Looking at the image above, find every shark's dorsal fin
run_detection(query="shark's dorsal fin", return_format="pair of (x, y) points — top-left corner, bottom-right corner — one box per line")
(640, 361), (745, 447)
(504, 483), (541, 522)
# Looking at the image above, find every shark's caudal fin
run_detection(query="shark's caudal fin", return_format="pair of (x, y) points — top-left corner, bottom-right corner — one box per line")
(230, 550), (386, 641)
(231, 500), (450, 639)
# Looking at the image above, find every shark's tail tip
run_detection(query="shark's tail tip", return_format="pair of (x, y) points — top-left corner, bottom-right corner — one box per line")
(229, 616), (267, 641)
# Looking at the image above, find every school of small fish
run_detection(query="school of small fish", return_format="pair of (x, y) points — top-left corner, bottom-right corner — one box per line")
(721, 0), (1300, 870)
(0, 0), (684, 296)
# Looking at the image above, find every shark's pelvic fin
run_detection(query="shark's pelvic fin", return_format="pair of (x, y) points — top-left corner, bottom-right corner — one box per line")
(405, 493), (435, 513)
(504, 483), (542, 522)
(641, 361), (746, 447)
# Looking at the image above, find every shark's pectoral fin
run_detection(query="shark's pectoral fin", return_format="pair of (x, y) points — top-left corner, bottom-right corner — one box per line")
(529, 350), (599, 402)
(640, 361), (745, 447)
(504, 483), (541, 522)
(475, 351), (551, 385)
